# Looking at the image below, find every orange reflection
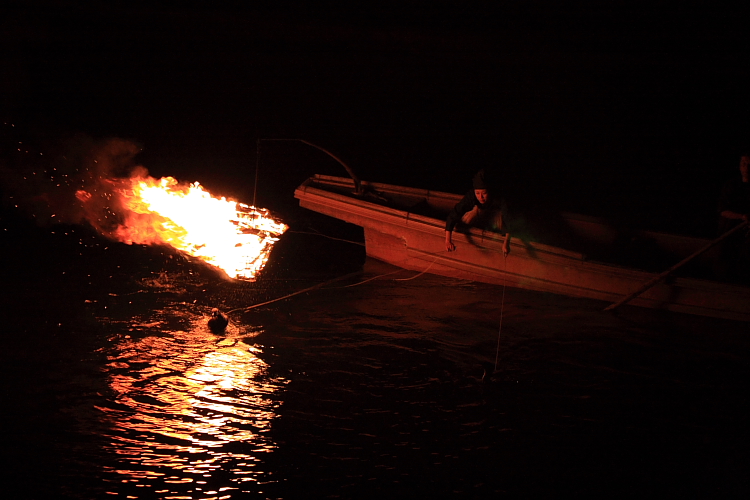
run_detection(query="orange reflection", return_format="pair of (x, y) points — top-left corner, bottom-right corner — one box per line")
(96, 306), (287, 495)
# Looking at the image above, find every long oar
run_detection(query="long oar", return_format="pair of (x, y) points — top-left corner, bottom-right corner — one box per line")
(604, 220), (749, 312)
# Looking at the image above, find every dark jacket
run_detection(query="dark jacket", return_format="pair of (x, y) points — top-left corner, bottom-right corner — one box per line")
(445, 190), (506, 233)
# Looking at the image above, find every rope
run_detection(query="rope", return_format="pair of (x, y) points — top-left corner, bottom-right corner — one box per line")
(223, 255), (438, 313)
(253, 138), (260, 208)
(288, 230), (365, 246)
(224, 270), (362, 314)
(326, 257), (439, 289)
(394, 258), (437, 280)
(493, 255), (507, 372)
(339, 270), (404, 287)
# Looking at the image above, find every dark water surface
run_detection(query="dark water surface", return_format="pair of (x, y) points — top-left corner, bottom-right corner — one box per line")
(3, 220), (750, 499)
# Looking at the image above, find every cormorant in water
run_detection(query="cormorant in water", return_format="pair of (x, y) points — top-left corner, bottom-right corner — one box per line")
(207, 308), (229, 333)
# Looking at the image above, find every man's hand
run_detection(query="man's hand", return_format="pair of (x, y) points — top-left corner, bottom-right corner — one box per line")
(461, 205), (480, 225)
(445, 232), (455, 252)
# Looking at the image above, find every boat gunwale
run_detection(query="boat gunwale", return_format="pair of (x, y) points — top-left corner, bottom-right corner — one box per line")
(296, 175), (587, 261)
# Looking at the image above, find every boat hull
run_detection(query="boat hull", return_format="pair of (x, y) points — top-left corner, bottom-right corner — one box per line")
(295, 175), (750, 322)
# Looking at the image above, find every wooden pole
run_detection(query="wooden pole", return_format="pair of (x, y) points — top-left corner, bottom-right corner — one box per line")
(603, 221), (749, 312)
(297, 140), (362, 195)
(258, 138), (363, 194)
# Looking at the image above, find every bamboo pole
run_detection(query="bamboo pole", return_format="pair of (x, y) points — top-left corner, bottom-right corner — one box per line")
(604, 221), (749, 312)
(258, 138), (363, 194)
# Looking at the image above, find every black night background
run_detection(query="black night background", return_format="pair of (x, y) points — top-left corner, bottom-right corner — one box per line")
(2, 1), (750, 498)
(4, 0), (750, 230)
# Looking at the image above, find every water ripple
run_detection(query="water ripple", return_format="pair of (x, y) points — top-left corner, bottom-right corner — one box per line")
(89, 305), (289, 497)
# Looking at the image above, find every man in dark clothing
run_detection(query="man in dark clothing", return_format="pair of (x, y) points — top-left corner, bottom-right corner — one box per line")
(445, 169), (511, 257)
(716, 153), (750, 281)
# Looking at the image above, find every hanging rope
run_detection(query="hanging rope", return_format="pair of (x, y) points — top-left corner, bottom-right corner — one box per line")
(493, 255), (508, 372)
(253, 138), (260, 208)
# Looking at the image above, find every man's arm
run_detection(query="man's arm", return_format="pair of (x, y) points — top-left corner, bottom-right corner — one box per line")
(445, 230), (455, 252)
(445, 193), (474, 251)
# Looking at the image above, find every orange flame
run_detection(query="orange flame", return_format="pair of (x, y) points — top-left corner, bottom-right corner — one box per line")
(89, 175), (287, 280)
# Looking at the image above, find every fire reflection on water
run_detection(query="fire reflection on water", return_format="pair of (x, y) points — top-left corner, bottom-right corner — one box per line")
(95, 307), (288, 496)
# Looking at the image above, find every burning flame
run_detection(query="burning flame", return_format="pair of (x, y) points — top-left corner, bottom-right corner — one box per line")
(79, 175), (287, 280)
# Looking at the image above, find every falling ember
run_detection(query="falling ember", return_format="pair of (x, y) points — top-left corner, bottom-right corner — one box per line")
(81, 175), (287, 280)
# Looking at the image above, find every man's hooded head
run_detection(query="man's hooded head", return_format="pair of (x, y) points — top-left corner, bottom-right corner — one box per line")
(473, 169), (489, 190)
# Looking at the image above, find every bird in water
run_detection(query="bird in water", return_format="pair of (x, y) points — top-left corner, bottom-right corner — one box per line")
(207, 308), (229, 333)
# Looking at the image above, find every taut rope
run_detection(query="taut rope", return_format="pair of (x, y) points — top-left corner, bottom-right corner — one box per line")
(494, 255), (507, 372)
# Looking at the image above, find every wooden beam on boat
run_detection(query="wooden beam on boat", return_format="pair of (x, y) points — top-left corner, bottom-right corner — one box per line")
(604, 221), (749, 312)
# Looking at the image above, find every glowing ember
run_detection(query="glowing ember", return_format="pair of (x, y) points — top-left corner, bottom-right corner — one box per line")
(84, 175), (287, 280)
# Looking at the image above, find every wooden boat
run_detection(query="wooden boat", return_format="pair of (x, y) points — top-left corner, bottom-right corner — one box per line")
(294, 174), (750, 322)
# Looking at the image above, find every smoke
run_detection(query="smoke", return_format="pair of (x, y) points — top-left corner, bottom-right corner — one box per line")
(1, 130), (146, 235)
